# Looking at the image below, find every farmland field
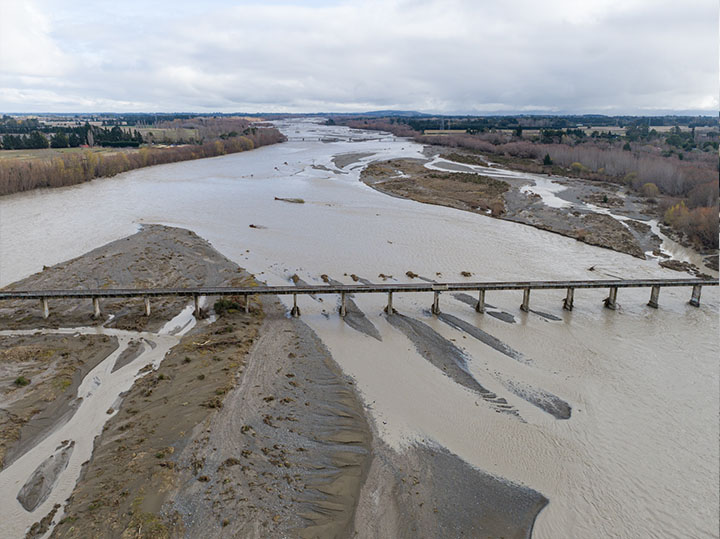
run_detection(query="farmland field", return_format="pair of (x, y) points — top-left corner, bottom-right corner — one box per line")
(0, 147), (139, 162)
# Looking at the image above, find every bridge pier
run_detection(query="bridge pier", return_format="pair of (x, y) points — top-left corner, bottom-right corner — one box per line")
(245, 295), (250, 314)
(475, 290), (485, 313)
(193, 295), (200, 317)
(339, 292), (347, 317)
(144, 297), (151, 316)
(563, 287), (574, 311)
(291, 294), (301, 317)
(431, 291), (440, 315)
(92, 298), (101, 319)
(41, 298), (49, 319)
(521, 288), (530, 312)
(689, 285), (702, 307)
(604, 287), (618, 310)
(384, 292), (395, 314)
(648, 286), (660, 309)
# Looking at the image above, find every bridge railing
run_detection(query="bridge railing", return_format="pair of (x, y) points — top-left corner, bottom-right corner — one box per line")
(1, 278), (716, 320)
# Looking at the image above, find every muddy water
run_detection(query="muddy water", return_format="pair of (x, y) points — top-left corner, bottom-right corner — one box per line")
(0, 328), (179, 537)
(0, 303), (199, 537)
(0, 119), (718, 538)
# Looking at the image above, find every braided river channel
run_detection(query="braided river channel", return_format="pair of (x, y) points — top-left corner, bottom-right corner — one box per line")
(1, 119), (718, 538)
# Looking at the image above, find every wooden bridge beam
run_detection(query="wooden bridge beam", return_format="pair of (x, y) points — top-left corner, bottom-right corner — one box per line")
(384, 292), (395, 314)
(431, 291), (440, 315)
(339, 292), (347, 317)
(521, 288), (530, 312)
(604, 287), (618, 310)
(475, 290), (485, 313)
(648, 286), (660, 309)
(689, 284), (702, 307)
(291, 294), (301, 317)
(563, 287), (574, 311)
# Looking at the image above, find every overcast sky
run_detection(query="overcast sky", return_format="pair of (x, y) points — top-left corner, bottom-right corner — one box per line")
(0, 0), (717, 114)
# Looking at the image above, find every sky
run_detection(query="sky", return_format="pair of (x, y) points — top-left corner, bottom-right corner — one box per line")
(0, 0), (717, 115)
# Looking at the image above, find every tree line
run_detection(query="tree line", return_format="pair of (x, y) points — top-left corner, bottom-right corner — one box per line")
(356, 114), (718, 134)
(0, 124), (144, 150)
(0, 115), (268, 150)
(0, 127), (285, 196)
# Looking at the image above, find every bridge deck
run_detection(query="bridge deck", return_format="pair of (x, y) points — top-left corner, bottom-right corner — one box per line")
(0, 278), (715, 300)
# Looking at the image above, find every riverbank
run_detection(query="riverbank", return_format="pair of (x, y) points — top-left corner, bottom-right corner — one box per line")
(0, 334), (118, 471)
(0, 128), (286, 197)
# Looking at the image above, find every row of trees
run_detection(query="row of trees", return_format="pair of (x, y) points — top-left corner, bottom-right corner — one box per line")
(0, 125), (145, 150)
(0, 117), (265, 150)
(0, 128), (285, 196)
(0, 131), (68, 149)
(344, 114), (718, 135)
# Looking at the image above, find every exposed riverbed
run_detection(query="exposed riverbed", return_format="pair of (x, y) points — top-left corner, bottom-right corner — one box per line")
(1, 119), (718, 538)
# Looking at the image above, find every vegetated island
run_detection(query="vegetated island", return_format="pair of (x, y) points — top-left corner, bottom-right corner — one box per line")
(360, 157), (660, 262)
(335, 116), (718, 248)
(334, 115), (717, 272)
(0, 225), (547, 538)
(0, 115), (286, 196)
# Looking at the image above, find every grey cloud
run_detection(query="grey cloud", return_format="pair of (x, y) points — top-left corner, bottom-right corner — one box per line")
(0, 0), (716, 113)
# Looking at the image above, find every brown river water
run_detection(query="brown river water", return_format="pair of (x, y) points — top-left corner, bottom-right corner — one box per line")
(0, 119), (718, 538)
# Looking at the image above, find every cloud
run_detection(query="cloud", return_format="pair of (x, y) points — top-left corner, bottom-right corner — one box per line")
(0, 2), (74, 77)
(0, 0), (716, 113)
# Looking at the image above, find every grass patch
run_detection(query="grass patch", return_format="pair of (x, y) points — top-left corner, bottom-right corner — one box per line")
(52, 377), (72, 391)
(442, 152), (487, 166)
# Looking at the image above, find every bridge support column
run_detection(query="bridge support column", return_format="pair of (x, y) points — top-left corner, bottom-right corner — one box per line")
(41, 298), (49, 319)
(339, 292), (347, 317)
(384, 292), (395, 314)
(144, 297), (151, 316)
(648, 286), (660, 309)
(604, 287), (618, 310)
(291, 294), (301, 317)
(245, 295), (250, 314)
(520, 288), (530, 312)
(563, 288), (574, 311)
(689, 285), (702, 307)
(475, 290), (485, 313)
(92, 298), (101, 319)
(431, 291), (440, 315)
(193, 296), (200, 317)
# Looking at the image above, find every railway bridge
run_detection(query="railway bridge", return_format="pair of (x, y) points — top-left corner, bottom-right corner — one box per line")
(0, 278), (715, 320)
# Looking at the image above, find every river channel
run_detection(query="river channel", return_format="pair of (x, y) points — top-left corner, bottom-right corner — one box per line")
(1, 119), (718, 538)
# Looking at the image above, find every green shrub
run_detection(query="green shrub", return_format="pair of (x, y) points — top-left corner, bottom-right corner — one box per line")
(214, 297), (243, 315)
(641, 183), (659, 197)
